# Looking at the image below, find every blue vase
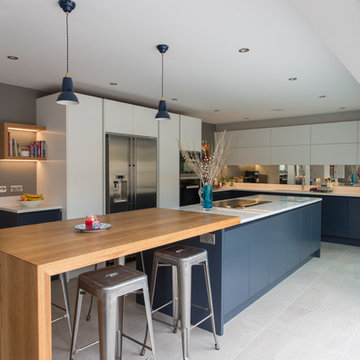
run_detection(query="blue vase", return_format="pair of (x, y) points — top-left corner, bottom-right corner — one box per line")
(351, 173), (355, 184)
(203, 184), (213, 210)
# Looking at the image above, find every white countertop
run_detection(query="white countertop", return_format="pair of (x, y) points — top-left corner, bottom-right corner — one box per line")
(0, 196), (62, 214)
(180, 194), (321, 224)
(214, 183), (360, 198)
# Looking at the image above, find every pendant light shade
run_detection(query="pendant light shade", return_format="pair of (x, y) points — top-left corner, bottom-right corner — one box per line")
(155, 44), (170, 120)
(155, 99), (171, 120)
(57, 75), (79, 105)
(57, 0), (79, 105)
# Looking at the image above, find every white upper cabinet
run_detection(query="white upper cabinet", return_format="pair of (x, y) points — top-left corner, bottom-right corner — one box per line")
(229, 129), (270, 148)
(271, 125), (310, 146)
(179, 115), (202, 151)
(133, 105), (158, 138)
(311, 121), (357, 144)
(271, 145), (311, 165)
(103, 99), (133, 135)
(311, 144), (358, 165)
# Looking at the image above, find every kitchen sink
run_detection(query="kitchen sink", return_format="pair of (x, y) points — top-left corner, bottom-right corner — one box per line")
(213, 199), (271, 209)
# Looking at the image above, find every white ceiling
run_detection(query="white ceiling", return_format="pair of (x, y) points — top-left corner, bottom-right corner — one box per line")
(1, 0), (360, 124)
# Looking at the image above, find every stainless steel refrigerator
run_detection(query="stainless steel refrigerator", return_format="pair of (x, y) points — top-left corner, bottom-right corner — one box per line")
(106, 134), (157, 213)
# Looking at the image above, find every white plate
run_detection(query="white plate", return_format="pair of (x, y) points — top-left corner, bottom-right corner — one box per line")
(74, 223), (112, 232)
(19, 200), (43, 207)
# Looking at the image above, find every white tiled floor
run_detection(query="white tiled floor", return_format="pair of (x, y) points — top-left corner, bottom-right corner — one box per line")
(52, 242), (360, 360)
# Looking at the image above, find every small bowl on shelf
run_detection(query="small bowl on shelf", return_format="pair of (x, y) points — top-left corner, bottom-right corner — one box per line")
(19, 200), (43, 207)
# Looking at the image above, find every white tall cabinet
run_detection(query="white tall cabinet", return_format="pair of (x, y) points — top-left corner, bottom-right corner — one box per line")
(37, 93), (103, 220)
(179, 115), (201, 151)
(158, 113), (180, 208)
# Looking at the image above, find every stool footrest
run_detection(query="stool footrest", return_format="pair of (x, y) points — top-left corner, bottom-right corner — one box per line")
(122, 333), (153, 351)
(191, 303), (210, 311)
(152, 300), (173, 314)
(190, 313), (212, 331)
(73, 339), (100, 354)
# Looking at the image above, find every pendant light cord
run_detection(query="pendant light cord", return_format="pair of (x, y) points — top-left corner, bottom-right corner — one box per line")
(161, 53), (164, 99)
(66, 12), (69, 75)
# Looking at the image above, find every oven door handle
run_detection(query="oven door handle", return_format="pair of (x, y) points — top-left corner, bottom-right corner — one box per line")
(185, 185), (200, 189)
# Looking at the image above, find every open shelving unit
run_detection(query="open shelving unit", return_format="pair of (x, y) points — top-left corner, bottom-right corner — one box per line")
(0, 122), (47, 160)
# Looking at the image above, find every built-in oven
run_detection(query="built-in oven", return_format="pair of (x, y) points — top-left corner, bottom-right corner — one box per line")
(180, 151), (201, 177)
(180, 177), (200, 206)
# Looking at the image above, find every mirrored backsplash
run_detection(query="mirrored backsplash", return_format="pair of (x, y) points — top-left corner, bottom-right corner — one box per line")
(221, 165), (360, 185)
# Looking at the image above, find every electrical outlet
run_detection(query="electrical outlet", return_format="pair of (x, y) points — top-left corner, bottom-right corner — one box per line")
(200, 233), (216, 245)
(10, 185), (23, 193)
(0, 186), (7, 193)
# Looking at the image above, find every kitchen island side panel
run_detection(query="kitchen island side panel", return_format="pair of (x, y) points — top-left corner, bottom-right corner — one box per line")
(222, 202), (321, 326)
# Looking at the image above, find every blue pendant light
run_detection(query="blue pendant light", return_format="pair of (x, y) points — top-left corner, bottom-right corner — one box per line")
(155, 44), (170, 120)
(57, 0), (79, 105)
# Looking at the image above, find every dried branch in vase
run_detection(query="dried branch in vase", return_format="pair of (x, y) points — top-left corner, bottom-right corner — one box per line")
(178, 130), (231, 185)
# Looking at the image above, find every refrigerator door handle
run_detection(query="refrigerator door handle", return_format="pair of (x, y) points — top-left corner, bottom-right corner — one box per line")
(128, 138), (133, 209)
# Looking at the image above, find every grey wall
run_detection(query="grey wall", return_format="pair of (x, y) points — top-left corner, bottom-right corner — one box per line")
(202, 122), (216, 149)
(0, 83), (45, 197)
(215, 110), (360, 131)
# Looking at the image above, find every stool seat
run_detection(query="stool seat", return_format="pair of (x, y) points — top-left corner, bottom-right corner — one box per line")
(79, 266), (146, 296)
(154, 245), (207, 265)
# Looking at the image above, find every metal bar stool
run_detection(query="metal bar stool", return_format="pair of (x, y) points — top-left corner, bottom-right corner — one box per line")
(52, 273), (72, 337)
(141, 245), (219, 360)
(70, 265), (156, 360)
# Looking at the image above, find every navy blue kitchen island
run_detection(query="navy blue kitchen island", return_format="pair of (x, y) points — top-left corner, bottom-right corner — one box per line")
(142, 195), (321, 335)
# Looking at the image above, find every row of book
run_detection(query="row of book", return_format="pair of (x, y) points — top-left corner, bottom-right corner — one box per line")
(8, 132), (46, 158)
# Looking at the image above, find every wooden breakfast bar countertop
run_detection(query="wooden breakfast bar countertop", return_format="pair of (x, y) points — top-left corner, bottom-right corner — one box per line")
(0, 208), (240, 360)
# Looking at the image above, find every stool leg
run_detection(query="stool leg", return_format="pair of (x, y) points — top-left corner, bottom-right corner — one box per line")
(172, 265), (179, 333)
(179, 263), (191, 360)
(140, 258), (159, 356)
(143, 282), (156, 359)
(86, 263), (98, 322)
(69, 288), (84, 360)
(117, 296), (125, 360)
(98, 295), (118, 360)
(60, 272), (73, 337)
(203, 260), (220, 350)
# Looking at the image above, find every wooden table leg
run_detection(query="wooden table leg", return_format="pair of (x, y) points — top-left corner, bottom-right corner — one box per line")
(0, 252), (52, 360)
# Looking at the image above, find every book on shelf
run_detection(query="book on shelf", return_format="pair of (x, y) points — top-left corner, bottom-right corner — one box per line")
(7, 131), (46, 158)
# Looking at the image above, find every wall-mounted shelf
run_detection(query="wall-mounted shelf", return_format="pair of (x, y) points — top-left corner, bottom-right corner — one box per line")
(0, 122), (47, 160)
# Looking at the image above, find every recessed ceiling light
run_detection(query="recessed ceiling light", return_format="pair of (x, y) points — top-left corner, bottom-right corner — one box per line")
(238, 48), (250, 53)
(272, 108), (284, 111)
(244, 117), (250, 120)
(214, 109), (220, 112)
(171, 98), (178, 101)
(7, 55), (18, 60)
(319, 95), (326, 98)
(288, 77), (297, 81)
(339, 106), (346, 110)
(110, 82), (118, 86)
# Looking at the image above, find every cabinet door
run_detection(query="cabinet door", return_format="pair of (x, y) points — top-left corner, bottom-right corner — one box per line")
(179, 115), (201, 151)
(223, 225), (250, 313)
(133, 105), (158, 138)
(321, 196), (348, 238)
(348, 198), (360, 239)
(66, 94), (104, 219)
(271, 145), (310, 165)
(271, 125), (310, 146)
(158, 113), (180, 208)
(225, 147), (271, 165)
(311, 144), (357, 165)
(103, 99), (133, 135)
(230, 129), (270, 148)
(311, 121), (357, 144)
